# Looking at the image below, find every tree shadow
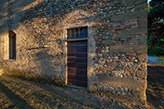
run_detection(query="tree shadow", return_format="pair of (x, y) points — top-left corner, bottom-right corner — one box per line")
(34, 82), (130, 109)
(0, 82), (34, 109)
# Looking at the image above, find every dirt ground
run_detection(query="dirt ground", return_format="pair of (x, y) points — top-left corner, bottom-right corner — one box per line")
(147, 64), (164, 109)
(0, 64), (163, 109)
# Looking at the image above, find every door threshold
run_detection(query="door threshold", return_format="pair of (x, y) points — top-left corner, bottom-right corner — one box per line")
(66, 85), (87, 90)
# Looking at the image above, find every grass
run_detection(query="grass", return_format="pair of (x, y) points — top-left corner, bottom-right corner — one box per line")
(3, 71), (64, 86)
(0, 74), (98, 109)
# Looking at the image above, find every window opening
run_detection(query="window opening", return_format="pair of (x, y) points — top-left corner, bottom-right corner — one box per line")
(67, 27), (88, 39)
(9, 32), (16, 59)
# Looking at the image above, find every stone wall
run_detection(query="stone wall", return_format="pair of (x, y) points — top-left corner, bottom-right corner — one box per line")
(0, 0), (147, 103)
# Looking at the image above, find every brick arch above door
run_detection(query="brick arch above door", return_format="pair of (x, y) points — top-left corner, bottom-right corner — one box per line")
(61, 10), (94, 27)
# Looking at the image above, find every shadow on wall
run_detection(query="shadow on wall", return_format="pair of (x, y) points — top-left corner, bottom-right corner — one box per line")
(0, 0), (36, 30)
(1, 0), (97, 79)
(0, 0), (37, 59)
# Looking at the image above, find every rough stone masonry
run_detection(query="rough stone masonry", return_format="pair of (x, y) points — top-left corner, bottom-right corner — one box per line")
(0, 0), (147, 104)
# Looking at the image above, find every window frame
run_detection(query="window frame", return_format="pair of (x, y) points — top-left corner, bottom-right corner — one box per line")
(67, 26), (88, 39)
(4, 30), (16, 60)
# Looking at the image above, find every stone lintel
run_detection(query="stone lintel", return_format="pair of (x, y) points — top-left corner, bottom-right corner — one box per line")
(97, 76), (147, 90)
(110, 45), (147, 53)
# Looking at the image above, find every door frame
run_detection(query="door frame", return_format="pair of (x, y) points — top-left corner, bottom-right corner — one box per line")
(63, 24), (96, 90)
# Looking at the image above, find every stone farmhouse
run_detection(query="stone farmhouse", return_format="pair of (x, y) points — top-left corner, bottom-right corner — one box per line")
(0, 0), (147, 103)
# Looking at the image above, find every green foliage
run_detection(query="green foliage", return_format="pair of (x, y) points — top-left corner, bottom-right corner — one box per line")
(147, 35), (164, 56)
(155, 56), (164, 64)
(148, 3), (152, 12)
(148, 0), (164, 56)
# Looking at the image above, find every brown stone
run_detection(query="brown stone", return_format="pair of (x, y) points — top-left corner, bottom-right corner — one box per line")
(111, 10), (147, 22)
(115, 27), (147, 36)
(137, 18), (147, 28)
(122, 0), (137, 6)
(136, 0), (147, 5)
(97, 76), (147, 90)
(110, 45), (147, 53)
(136, 70), (147, 78)
(135, 3), (147, 10)
(131, 89), (146, 99)
(0, 69), (4, 76)
(139, 34), (147, 44)
(102, 40), (117, 45)
(122, 0), (147, 6)
(138, 54), (147, 62)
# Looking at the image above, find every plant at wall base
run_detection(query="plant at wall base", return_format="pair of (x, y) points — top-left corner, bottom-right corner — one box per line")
(155, 56), (164, 64)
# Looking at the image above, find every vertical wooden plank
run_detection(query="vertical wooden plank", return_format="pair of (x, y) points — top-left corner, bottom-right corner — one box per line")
(78, 28), (80, 38)
(67, 41), (88, 87)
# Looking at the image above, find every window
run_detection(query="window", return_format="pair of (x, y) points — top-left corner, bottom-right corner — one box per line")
(67, 27), (88, 39)
(9, 34), (16, 59)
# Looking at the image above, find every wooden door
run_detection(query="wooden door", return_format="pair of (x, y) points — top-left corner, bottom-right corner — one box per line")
(67, 40), (87, 87)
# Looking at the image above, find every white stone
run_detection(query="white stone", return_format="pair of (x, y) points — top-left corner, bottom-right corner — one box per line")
(94, 63), (98, 67)
(104, 65), (107, 67)
(114, 56), (118, 60)
(98, 54), (102, 57)
(106, 50), (109, 53)
(119, 74), (123, 78)
(130, 8), (135, 12)
(121, 92), (126, 95)
(101, 50), (104, 53)
(99, 71), (102, 73)
(133, 77), (137, 80)
(122, 54), (125, 56)
(126, 59), (129, 62)
(100, 58), (104, 61)
(124, 88), (129, 91)
(98, 60), (101, 63)
(132, 57), (135, 60)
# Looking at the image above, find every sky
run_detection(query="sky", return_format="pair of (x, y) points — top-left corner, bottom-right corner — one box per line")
(148, 0), (151, 3)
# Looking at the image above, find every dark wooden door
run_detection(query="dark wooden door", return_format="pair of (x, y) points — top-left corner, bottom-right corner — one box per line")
(67, 40), (87, 87)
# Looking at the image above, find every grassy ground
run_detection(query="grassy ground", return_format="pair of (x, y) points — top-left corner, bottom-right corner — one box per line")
(0, 64), (164, 109)
(0, 75), (94, 109)
(0, 76), (146, 109)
